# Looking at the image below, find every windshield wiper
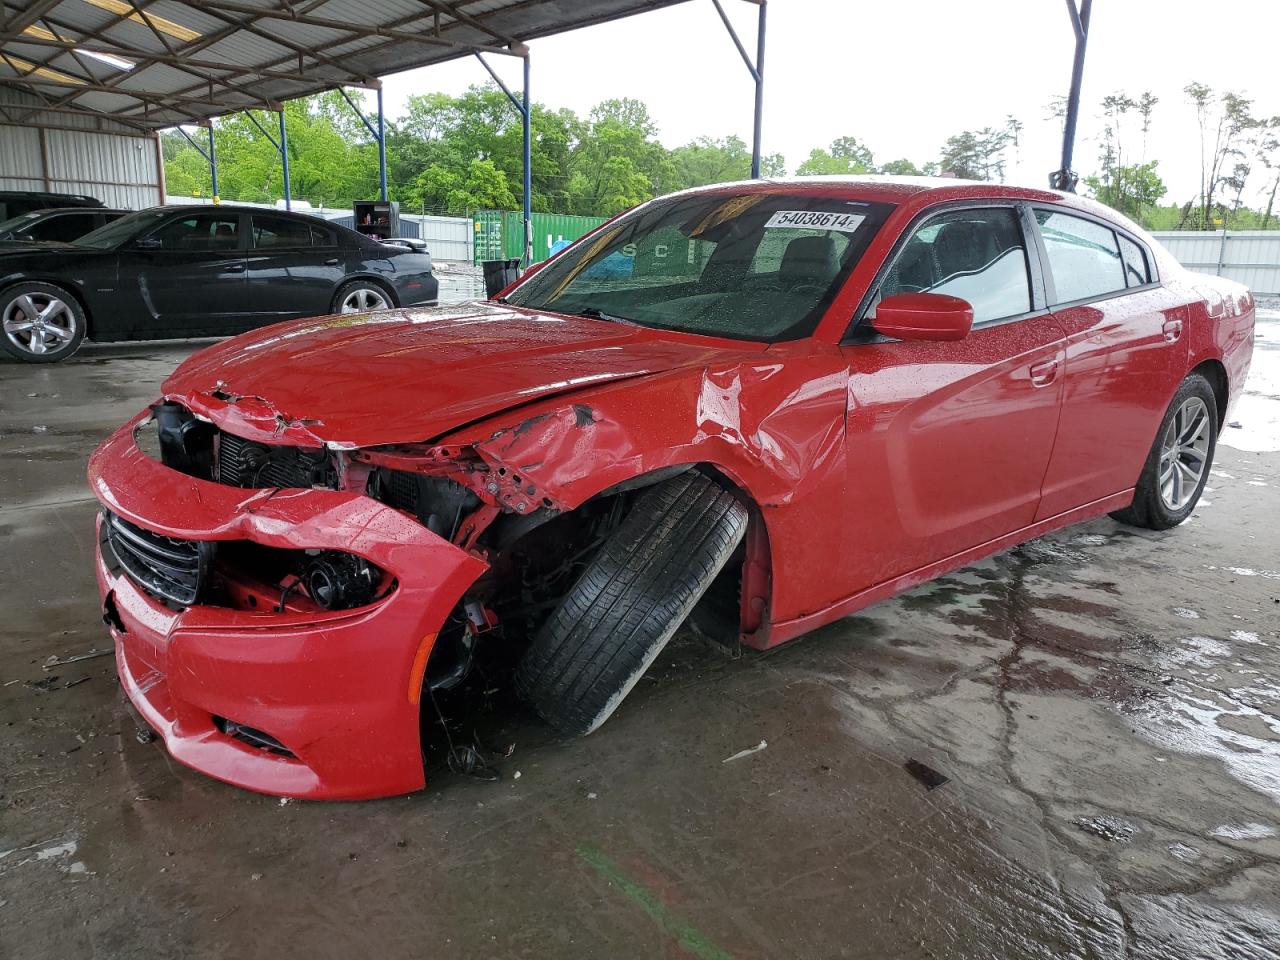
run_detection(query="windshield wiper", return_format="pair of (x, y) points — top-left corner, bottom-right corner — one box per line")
(568, 307), (636, 325)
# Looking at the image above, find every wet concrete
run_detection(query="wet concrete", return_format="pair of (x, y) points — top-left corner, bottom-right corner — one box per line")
(2, 313), (1278, 960)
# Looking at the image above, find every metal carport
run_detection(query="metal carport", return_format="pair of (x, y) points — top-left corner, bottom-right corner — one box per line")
(0, 0), (770, 261)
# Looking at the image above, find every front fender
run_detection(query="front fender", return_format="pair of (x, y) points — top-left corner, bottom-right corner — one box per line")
(438, 346), (853, 637)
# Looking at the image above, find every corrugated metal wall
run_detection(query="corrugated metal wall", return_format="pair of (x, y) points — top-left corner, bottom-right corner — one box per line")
(0, 88), (163, 210)
(1152, 231), (1280, 295)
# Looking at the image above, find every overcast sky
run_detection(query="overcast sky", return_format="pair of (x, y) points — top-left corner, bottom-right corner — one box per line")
(380, 0), (1279, 206)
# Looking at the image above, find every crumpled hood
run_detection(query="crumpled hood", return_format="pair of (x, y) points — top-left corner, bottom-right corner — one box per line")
(164, 302), (759, 448)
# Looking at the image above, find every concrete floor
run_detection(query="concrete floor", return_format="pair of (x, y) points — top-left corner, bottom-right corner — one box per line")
(1, 310), (1278, 960)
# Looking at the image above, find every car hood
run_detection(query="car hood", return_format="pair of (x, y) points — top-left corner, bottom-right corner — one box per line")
(165, 302), (761, 448)
(0, 240), (81, 256)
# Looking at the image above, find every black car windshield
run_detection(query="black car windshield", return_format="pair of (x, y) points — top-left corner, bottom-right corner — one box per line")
(0, 211), (42, 235)
(505, 192), (894, 341)
(74, 209), (167, 249)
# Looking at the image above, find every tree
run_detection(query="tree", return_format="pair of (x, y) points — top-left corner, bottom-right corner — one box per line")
(1254, 117), (1280, 229)
(564, 98), (673, 215)
(670, 135), (784, 188)
(877, 158), (924, 176)
(796, 136), (875, 176)
(1185, 83), (1256, 228)
(938, 125), (1014, 181)
(1085, 161), (1167, 220)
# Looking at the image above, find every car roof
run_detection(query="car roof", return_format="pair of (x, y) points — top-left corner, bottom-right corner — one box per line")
(148, 204), (333, 220)
(21, 207), (129, 215)
(676, 175), (1064, 204)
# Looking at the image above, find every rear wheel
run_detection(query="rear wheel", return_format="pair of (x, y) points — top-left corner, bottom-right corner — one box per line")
(332, 280), (393, 314)
(1110, 373), (1217, 530)
(0, 282), (86, 363)
(515, 473), (749, 735)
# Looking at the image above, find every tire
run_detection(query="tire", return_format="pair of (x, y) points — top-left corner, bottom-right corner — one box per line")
(331, 280), (395, 315)
(515, 473), (749, 736)
(0, 281), (87, 363)
(1110, 373), (1218, 530)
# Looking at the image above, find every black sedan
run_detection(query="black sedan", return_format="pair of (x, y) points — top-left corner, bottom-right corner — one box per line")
(0, 205), (438, 362)
(0, 207), (128, 244)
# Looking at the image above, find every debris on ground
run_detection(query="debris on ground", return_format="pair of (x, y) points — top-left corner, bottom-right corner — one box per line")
(722, 740), (768, 763)
(903, 758), (951, 790)
(43, 649), (113, 670)
(1073, 815), (1138, 842)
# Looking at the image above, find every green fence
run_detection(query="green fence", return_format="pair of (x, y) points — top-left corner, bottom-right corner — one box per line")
(473, 210), (607, 264)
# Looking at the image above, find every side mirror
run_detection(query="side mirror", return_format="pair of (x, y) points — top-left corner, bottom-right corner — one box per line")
(872, 292), (974, 342)
(15, 232), (35, 242)
(134, 236), (162, 250)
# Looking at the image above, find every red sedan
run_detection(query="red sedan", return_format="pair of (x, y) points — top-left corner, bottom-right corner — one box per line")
(89, 179), (1255, 799)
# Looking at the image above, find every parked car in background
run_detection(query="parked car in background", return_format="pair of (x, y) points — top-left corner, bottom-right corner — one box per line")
(0, 189), (103, 221)
(87, 178), (1253, 799)
(1, 204), (438, 362)
(0, 207), (128, 244)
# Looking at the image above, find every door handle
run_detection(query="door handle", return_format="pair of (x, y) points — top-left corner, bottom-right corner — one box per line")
(1029, 358), (1060, 387)
(1162, 317), (1183, 341)
(324, 258), (340, 266)
(225, 263), (246, 273)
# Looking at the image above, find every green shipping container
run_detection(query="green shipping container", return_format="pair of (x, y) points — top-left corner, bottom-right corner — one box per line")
(473, 210), (607, 264)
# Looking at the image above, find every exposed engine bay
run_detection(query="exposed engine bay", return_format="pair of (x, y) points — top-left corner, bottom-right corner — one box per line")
(125, 401), (738, 704)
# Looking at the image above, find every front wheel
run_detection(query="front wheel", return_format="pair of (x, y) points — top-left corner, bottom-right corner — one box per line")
(1110, 373), (1217, 530)
(0, 282), (86, 363)
(515, 473), (749, 736)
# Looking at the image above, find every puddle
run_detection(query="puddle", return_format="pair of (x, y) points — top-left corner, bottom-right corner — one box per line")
(1209, 822), (1277, 841)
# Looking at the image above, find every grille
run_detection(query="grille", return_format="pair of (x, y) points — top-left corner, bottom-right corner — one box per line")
(216, 431), (334, 489)
(104, 511), (214, 606)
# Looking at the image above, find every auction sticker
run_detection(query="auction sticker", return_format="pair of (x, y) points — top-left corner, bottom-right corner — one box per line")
(764, 210), (866, 231)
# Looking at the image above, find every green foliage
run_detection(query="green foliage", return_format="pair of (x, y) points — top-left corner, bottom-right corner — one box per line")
(162, 83), (1280, 229)
(796, 136), (875, 176)
(938, 125), (1015, 181)
(1084, 161), (1167, 220)
(669, 135), (785, 188)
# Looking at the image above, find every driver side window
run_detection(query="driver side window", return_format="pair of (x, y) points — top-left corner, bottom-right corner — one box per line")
(880, 208), (1032, 324)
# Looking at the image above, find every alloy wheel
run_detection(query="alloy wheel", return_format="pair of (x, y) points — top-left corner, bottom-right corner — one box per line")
(3, 292), (78, 356)
(1158, 396), (1211, 511)
(339, 287), (390, 313)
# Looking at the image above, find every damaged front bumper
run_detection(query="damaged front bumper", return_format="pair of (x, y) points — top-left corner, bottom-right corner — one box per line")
(88, 411), (487, 800)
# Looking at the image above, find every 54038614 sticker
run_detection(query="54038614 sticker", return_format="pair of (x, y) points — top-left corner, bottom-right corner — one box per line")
(764, 210), (866, 232)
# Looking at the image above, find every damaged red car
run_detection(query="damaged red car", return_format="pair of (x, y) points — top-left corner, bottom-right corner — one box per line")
(89, 178), (1255, 799)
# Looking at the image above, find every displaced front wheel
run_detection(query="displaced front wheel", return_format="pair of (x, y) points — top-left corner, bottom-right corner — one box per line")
(1110, 372), (1218, 530)
(515, 472), (749, 735)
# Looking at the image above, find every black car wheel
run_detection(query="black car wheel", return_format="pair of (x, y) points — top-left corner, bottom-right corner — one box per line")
(515, 473), (749, 736)
(0, 282), (86, 363)
(1110, 372), (1218, 530)
(332, 281), (394, 314)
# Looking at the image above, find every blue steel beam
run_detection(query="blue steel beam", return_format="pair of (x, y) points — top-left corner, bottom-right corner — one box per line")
(1051, 0), (1092, 192)
(475, 50), (532, 265)
(710, 0), (767, 179)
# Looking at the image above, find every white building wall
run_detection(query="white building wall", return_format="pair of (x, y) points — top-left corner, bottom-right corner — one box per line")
(0, 88), (164, 210)
(1151, 230), (1280, 296)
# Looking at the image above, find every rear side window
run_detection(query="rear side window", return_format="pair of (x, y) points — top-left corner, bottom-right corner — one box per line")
(1117, 233), (1151, 287)
(310, 224), (335, 246)
(1036, 210), (1126, 304)
(252, 215), (313, 248)
(880, 207), (1032, 324)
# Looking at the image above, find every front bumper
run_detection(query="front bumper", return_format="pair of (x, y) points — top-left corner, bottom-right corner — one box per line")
(88, 412), (486, 800)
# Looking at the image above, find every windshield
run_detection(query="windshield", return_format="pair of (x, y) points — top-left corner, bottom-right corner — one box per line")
(74, 209), (166, 249)
(0, 211), (43, 236)
(506, 192), (893, 341)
